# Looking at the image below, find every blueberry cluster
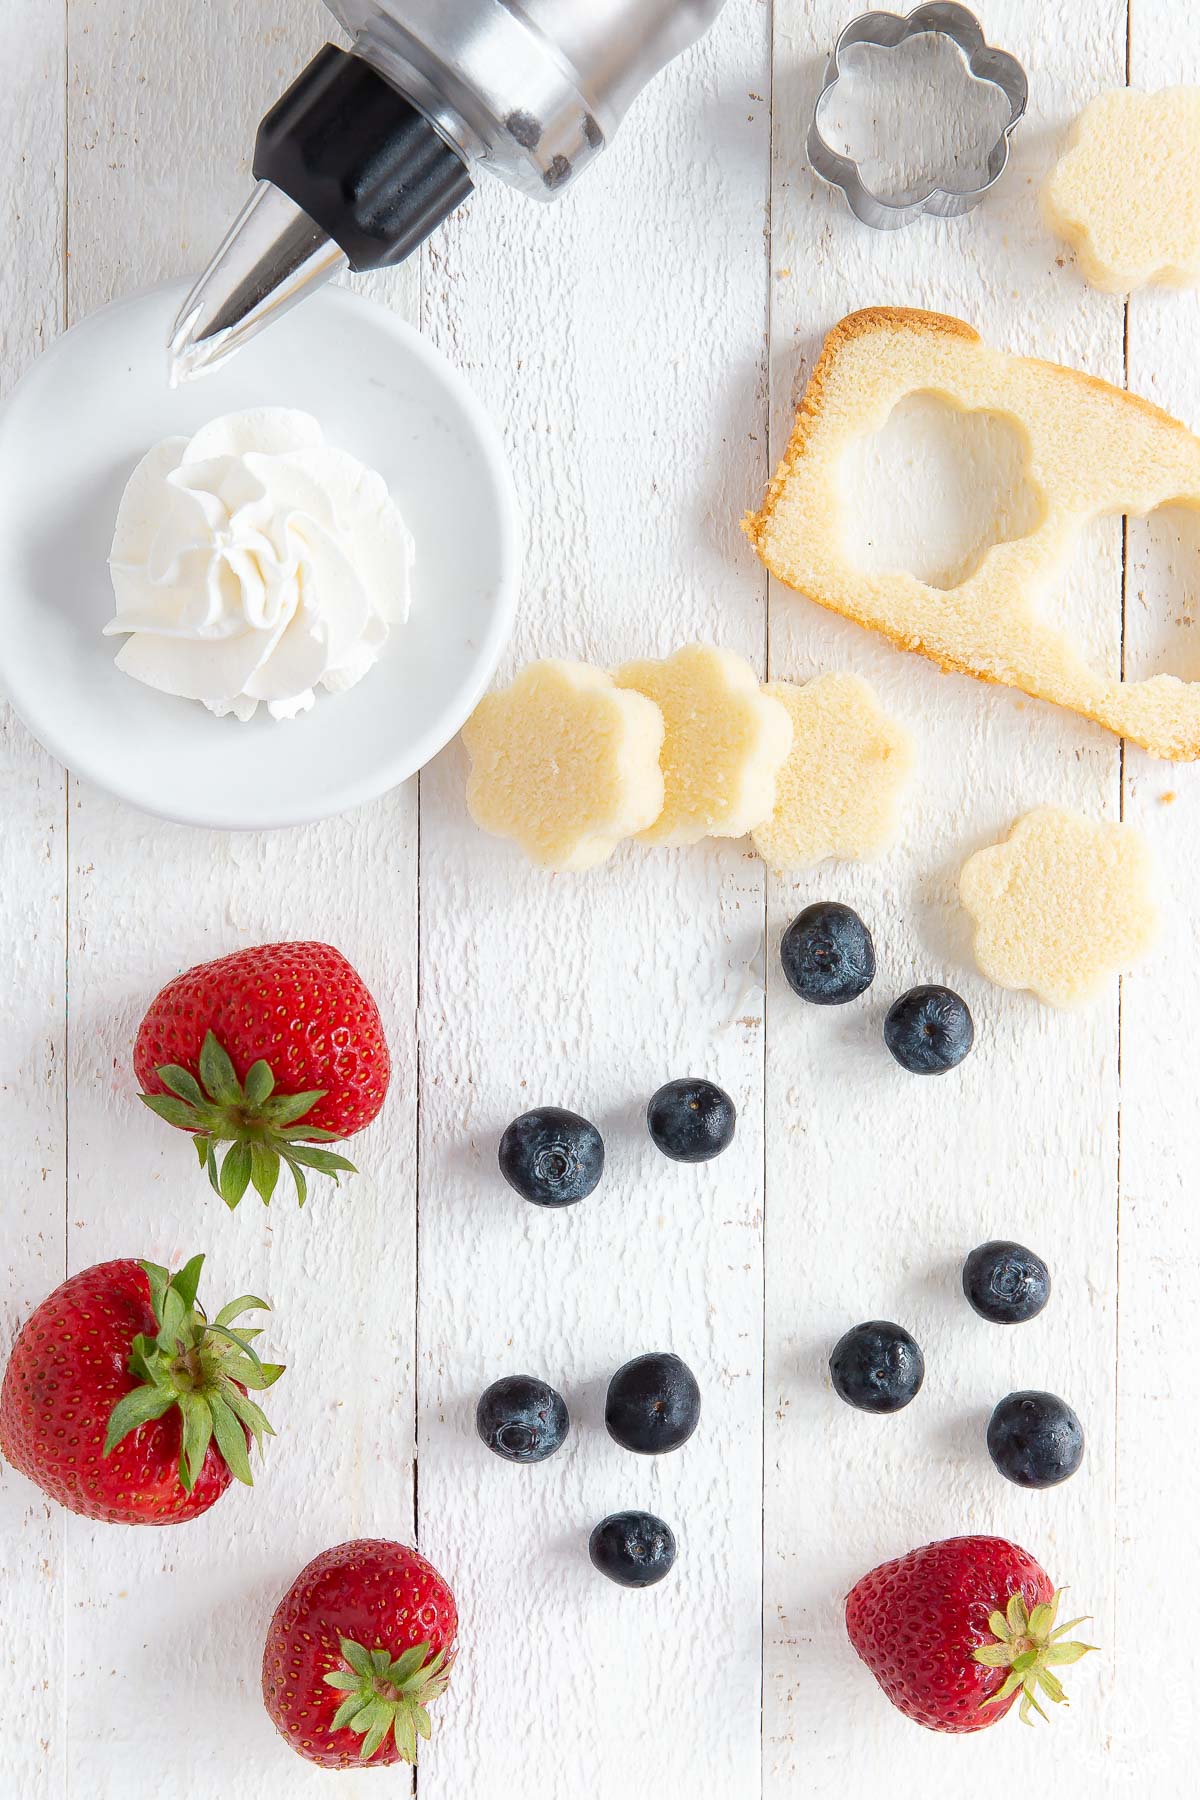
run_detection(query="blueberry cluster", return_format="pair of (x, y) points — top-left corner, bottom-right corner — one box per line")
(485, 909), (1075, 1600)
(780, 901), (974, 1074)
(475, 1350), (701, 1587)
(492, 1091), (723, 1585)
(498, 1078), (737, 1211)
(829, 1239), (1084, 1489)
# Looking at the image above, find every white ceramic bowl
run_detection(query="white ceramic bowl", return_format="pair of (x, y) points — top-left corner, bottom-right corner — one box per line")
(0, 281), (520, 829)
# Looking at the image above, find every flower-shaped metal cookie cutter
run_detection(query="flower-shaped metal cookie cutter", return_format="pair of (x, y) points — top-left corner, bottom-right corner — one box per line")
(808, 4), (1028, 229)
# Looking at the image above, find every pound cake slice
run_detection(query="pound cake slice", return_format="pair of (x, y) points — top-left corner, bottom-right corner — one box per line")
(752, 673), (913, 871)
(614, 644), (792, 845)
(744, 307), (1200, 759)
(1046, 87), (1200, 293)
(959, 806), (1158, 1007)
(463, 659), (665, 871)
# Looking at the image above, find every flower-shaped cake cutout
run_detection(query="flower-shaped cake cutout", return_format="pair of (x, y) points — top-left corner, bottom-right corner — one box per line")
(752, 673), (914, 871)
(613, 644), (792, 845)
(1046, 87), (1200, 293)
(462, 658), (664, 871)
(960, 806), (1159, 1008)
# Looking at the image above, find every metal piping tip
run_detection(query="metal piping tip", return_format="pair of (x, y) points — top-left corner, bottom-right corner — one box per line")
(168, 181), (348, 386)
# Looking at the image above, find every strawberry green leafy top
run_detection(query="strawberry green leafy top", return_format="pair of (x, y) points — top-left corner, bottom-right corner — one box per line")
(104, 1254), (284, 1492)
(324, 1637), (456, 1762)
(974, 1588), (1096, 1725)
(140, 1031), (357, 1208)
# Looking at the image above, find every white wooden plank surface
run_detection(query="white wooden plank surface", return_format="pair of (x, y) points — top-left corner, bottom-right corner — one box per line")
(1115, 2), (1200, 1781)
(2, 0), (1200, 1795)
(0, 8), (67, 1793)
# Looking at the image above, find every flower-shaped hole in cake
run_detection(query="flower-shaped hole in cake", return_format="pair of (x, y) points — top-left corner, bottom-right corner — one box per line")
(842, 391), (1043, 590)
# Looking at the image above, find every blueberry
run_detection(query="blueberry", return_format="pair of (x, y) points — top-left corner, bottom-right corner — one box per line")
(780, 902), (876, 1005)
(605, 1351), (700, 1454)
(987, 1390), (1084, 1488)
(588, 1510), (677, 1587)
(884, 985), (974, 1074)
(646, 1078), (735, 1163)
(829, 1320), (924, 1414)
(475, 1374), (569, 1463)
(498, 1107), (604, 1206)
(962, 1240), (1050, 1324)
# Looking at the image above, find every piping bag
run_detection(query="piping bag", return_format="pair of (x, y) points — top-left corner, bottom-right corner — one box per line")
(170, 1), (727, 383)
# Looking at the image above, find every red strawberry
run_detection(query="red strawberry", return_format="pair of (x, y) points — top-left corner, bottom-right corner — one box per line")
(135, 941), (390, 1207)
(0, 1255), (283, 1525)
(262, 1539), (457, 1768)
(845, 1536), (1095, 1732)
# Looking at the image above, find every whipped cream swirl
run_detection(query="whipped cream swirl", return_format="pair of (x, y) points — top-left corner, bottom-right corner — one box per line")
(106, 408), (414, 721)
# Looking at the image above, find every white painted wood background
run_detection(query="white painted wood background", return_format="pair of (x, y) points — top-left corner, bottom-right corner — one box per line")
(1, 1), (1197, 1793)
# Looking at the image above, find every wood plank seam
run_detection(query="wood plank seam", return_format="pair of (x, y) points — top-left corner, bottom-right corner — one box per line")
(760, 7), (778, 1797)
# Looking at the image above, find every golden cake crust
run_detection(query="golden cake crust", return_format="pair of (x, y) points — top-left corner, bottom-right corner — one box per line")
(745, 308), (1200, 759)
